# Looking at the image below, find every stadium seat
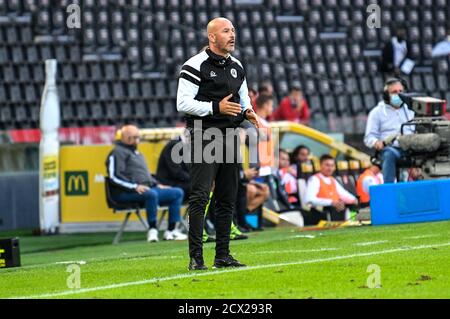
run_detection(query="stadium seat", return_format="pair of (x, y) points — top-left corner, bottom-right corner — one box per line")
(348, 160), (361, 181)
(335, 160), (357, 196)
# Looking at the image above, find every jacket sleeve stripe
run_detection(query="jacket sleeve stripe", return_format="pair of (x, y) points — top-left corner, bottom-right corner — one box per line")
(180, 69), (201, 82)
(108, 155), (137, 190)
(181, 65), (201, 78)
(180, 71), (200, 86)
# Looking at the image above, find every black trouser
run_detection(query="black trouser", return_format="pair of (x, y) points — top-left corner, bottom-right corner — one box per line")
(235, 180), (248, 227)
(302, 207), (346, 226)
(188, 129), (239, 259)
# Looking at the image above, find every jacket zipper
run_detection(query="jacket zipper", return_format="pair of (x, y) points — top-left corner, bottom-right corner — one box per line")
(224, 66), (232, 95)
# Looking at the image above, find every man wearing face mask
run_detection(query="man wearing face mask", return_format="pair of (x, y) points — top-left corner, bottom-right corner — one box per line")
(364, 78), (414, 183)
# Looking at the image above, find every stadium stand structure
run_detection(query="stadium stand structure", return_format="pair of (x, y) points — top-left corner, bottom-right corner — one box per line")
(0, 0), (448, 132)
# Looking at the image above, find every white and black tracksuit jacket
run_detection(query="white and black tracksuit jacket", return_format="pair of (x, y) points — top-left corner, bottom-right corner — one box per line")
(176, 48), (253, 130)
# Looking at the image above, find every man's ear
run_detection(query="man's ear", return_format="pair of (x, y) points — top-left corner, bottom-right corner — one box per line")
(208, 33), (215, 44)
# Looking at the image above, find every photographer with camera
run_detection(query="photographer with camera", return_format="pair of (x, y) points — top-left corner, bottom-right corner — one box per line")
(364, 78), (415, 183)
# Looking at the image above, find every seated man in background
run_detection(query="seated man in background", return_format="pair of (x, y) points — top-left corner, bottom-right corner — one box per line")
(291, 144), (311, 165)
(305, 154), (357, 223)
(270, 87), (310, 124)
(364, 78), (414, 183)
(235, 126), (270, 231)
(156, 133), (190, 201)
(242, 165), (270, 231)
(106, 125), (187, 242)
(290, 144), (311, 177)
(258, 81), (274, 97)
(254, 94), (275, 172)
(356, 157), (384, 208)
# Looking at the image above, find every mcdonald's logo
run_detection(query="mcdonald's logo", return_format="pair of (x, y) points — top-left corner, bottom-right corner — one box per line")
(65, 171), (89, 196)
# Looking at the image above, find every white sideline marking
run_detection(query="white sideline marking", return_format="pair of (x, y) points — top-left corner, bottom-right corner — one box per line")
(355, 240), (389, 246)
(55, 261), (86, 265)
(10, 242), (450, 299)
(404, 234), (440, 240)
(292, 235), (316, 239)
(243, 248), (339, 255)
(10, 255), (182, 271)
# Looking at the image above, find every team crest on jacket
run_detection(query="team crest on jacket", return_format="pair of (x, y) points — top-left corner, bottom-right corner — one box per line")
(230, 68), (237, 78)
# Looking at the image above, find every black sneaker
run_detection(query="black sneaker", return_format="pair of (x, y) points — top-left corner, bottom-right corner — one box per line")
(237, 225), (251, 233)
(242, 223), (256, 232)
(188, 256), (208, 271)
(213, 255), (246, 268)
(230, 234), (248, 241)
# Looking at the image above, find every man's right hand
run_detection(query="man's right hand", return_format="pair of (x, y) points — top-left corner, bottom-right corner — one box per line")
(136, 184), (150, 194)
(219, 94), (242, 116)
(331, 200), (346, 212)
(374, 140), (385, 151)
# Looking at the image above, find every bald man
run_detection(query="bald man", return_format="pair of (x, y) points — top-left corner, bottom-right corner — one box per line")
(177, 18), (258, 270)
(106, 125), (187, 242)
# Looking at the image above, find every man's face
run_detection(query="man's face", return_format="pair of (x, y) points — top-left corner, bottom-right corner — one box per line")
(263, 100), (274, 115)
(122, 127), (141, 146)
(291, 90), (304, 108)
(321, 159), (336, 177)
(279, 152), (290, 169)
(291, 90), (302, 101)
(396, 29), (406, 41)
(211, 21), (236, 54)
(388, 82), (404, 95)
(372, 165), (381, 175)
(388, 82), (405, 104)
(296, 148), (309, 163)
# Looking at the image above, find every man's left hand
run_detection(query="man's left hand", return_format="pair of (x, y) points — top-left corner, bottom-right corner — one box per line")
(245, 109), (260, 128)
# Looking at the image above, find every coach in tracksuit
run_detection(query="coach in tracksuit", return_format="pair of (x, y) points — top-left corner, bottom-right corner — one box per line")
(177, 18), (259, 270)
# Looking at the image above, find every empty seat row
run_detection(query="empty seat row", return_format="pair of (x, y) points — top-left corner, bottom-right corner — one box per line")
(0, 43), (81, 64)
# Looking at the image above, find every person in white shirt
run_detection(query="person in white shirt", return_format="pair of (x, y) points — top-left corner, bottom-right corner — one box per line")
(305, 154), (357, 223)
(364, 78), (414, 183)
(380, 25), (412, 76)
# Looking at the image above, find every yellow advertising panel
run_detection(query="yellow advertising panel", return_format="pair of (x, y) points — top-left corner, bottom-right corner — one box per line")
(60, 142), (165, 223)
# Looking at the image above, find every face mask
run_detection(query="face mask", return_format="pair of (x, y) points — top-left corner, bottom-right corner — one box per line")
(390, 94), (403, 108)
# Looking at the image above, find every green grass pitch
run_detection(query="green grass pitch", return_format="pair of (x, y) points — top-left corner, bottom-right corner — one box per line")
(1, 221), (449, 299)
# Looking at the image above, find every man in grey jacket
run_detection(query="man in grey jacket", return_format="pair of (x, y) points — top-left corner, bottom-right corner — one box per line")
(106, 125), (187, 242)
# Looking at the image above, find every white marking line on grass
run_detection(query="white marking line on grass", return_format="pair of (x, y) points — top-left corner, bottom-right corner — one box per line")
(55, 261), (86, 265)
(291, 235), (316, 239)
(11, 241), (450, 299)
(11, 255), (183, 271)
(355, 240), (389, 246)
(403, 234), (440, 240)
(244, 248), (339, 255)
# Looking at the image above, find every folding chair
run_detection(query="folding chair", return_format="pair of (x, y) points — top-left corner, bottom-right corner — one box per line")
(157, 204), (189, 233)
(104, 177), (149, 244)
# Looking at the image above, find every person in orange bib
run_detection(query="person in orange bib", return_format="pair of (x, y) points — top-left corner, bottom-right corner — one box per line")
(356, 157), (384, 207)
(305, 154), (357, 223)
(254, 94), (275, 170)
